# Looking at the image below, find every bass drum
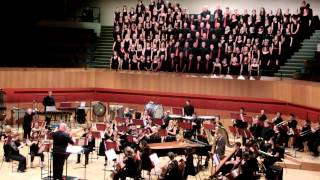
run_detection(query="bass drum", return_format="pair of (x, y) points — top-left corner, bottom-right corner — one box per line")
(145, 102), (163, 118)
(93, 102), (107, 117)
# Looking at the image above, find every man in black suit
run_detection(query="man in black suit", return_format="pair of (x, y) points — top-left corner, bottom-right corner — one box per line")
(42, 91), (55, 128)
(183, 100), (194, 116)
(23, 108), (34, 139)
(52, 123), (74, 180)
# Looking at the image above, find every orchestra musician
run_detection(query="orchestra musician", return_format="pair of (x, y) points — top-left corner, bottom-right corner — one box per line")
(165, 120), (178, 142)
(295, 119), (311, 152)
(272, 112), (283, 125)
(183, 100), (194, 116)
(27, 130), (45, 168)
(138, 140), (154, 173)
(249, 115), (264, 139)
(23, 108), (34, 140)
(76, 127), (95, 165)
(42, 91), (56, 128)
(258, 109), (268, 122)
(52, 123), (74, 180)
(285, 113), (298, 148)
(307, 121), (320, 157)
(215, 130), (226, 158)
(3, 125), (13, 162)
(8, 131), (27, 172)
(218, 142), (242, 176)
(261, 121), (275, 141)
(183, 147), (197, 180)
(112, 146), (141, 180)
(159, 152), (184, 180)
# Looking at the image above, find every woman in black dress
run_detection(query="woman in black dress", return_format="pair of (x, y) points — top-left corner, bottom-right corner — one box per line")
(240, 57), (250, 76)
(221, 58), (229, 75)
(111, 51), (120, 70)
(229, 57), (241, 75)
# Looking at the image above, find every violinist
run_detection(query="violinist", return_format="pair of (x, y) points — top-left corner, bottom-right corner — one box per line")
(295, 119), (311, 152)
(113, 146), (140, 180)
(138, 140), (154, 174)
(8, 131), (27, 172)
(160, 152), (184, 180)
(76, 127), (95, 165)
(219, 142), (242, 176)
(3, 125), (12, 162)
(28, 130), (45, 168)
(166, 120), (178, 142)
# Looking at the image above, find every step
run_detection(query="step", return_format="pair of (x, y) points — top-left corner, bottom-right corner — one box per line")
(304, 39), (320, 42)
(94, 57), (108, 61)
(278, 69), (299, 73)
(90, 64), (110, 68)
(298, 46), (317, 51)
(302, 42), (318, 46)
(280, 66), (303, 70)
(295, 51), (315, 55)
(95, 47), (112, 51)
(274, 73), (294, 78)
(287, 59), (307, 63)
(276, 158), (301, 170)
(286, 62), (305, 67)
(96, 42), (113, 46)
(291, 55), (314, 59)
(98, 40), (113, 43)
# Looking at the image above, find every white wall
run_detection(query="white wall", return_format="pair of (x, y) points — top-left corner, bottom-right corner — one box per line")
(90, 0), (320, 26)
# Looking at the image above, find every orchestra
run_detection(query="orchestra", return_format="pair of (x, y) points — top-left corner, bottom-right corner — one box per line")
(1, 97), (320, 180)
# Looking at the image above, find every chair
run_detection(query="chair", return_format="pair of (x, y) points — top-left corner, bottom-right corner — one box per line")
(171, 107), (183, 115)
(117, 126), (128, 133)
(230, 113), (240, 119)
(95, 123), (106, 132)
(152, 118), (163, 126)
(132, 119), (144, 127)
(158, 129), (168, 142)
(115, 117), (126, 125)
(228, 126), (237, 137)
(203, 123), (215, 130)
(178, 122), (192, 130)
(32, 121), (46, 128)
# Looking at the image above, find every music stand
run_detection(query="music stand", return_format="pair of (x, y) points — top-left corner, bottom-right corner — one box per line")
(152, 118), (163, 126)
(66, 146), (85, 180)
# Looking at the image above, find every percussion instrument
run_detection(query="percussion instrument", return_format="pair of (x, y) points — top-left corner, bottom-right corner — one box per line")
(93, 101), (107, 117)
(169, 114), (182, 119)
(197, 116), (216, 120)
(145, 102), (164, 118)
(109, 104), (124, 119)
(182, 116), (194, 121)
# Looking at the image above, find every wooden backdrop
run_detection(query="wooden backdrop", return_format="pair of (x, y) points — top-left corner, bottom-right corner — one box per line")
(1, 68), (320, 109)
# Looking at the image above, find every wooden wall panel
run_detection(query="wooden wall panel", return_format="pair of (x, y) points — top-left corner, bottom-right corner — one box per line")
(0, 68), (320, 109)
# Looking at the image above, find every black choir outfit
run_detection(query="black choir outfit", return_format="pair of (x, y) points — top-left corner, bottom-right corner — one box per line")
(23, 112), (34, 139)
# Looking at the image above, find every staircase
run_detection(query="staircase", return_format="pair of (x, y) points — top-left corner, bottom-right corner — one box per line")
(89, 26), (113, 68)
(275, 30), (320, 78)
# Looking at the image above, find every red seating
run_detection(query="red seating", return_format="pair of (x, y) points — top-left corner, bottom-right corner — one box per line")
(115, 117), (126, 124)
(91, 131), (102, 139)
(132, 119), (144, 126)
(95, 123), (106, 132)
(228, 126), (237, 137)
(203, 123), (215, 130)
(178, 122), (192, 130)
(117, 126), (128, 133)
(152, 118), (163, 126)
(104, 141), (117, 150)
(172, 107), (183, 115)
(158, 129), (168, 137)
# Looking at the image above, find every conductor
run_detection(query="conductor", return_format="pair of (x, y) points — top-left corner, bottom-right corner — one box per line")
(52, 123), (74, 180)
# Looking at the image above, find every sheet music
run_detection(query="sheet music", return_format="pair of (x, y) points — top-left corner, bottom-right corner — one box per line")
(78, 102), (86, 109)
(149, 153), (160, 165)
(66, 146), (83, 154)
(46, 106), (57, 112)
(105, 149), (117, 160)
(212, 154), (220, 166)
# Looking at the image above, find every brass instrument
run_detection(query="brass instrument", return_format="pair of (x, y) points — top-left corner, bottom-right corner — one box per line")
(275, 121), (287, 127)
